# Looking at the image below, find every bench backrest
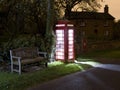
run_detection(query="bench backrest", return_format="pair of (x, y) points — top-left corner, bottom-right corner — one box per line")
(11, 47), (39, 59)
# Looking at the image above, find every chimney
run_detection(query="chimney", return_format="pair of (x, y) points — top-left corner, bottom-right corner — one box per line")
(104, 5), (109, 13)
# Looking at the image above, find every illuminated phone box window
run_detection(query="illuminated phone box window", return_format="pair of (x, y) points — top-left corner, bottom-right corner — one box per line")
(55, 20), (75, 62)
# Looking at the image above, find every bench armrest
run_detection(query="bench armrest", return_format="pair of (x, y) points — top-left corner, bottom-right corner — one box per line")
(12, 56), (21, 59)
(38, 52), (47, 58)
(11, 56), (21, 64)
(10, 55), (22, 74)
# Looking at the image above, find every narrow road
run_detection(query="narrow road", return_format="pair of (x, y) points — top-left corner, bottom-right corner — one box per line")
(27, 65), (120, 90)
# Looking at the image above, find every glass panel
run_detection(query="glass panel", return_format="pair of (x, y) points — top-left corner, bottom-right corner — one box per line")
(68, 29), (73, 34)
(68, 29), (74, 59)
(69, 56), (73, 59)
(69, 33), (73, 36)
(69, 48), (73, 52)
(56, 56), (64, 59)
(69, 37), (73, 41)
(57, 40), (64, 43)
(69, 52), (73, 59)
(57, 38), (64, 40)
(56, 30), (64, 60)
(69, 41), (73, 44)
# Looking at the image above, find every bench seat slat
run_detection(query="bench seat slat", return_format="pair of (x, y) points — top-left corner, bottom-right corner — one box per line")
(10, 47), (47, 74)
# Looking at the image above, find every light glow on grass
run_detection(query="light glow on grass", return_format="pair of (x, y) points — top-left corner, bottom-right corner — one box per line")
(75, 60), (120, 72)
(79, 61), (100, 67)
(48, 61), (64, 67)
(76, 58), (101, 67)
(65, 63), (85, 71)
(77, 58), (94, 61)
(75, 59), (100, 67)
(0, 61), (80, 90)
(0, 61), (94, 90)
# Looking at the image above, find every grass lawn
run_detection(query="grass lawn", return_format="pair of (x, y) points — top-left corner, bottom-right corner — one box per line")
(1, 48), (119, 90)
(77, 48), (120, 64)
(0, 61), (92, 90)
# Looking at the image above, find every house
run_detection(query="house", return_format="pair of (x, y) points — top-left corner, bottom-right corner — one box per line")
(65, 5), (115, 54)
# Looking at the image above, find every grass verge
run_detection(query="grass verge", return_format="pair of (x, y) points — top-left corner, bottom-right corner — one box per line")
(77, 48), (120, 64)
(80, 48), (120, 59)
(0, 61), (92, 90)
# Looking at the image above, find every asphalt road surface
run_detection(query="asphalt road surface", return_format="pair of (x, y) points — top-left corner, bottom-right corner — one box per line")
(27, 65), (120, 90)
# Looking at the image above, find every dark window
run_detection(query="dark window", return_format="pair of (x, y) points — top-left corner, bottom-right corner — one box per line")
(81, 30), (85, 36)
(94, 29), (98, 34)
(105, 30), (109, 36)
(104, 21), (109, 26)
(80, 20), (85, 26)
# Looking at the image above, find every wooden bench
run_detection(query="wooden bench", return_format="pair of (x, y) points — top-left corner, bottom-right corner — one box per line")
(10, 47), (47, 74)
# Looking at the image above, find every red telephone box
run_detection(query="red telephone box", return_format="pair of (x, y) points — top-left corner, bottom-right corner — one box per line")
(55, 20), (75, 62)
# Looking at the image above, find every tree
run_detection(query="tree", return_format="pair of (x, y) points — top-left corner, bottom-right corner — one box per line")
(0, 0), (48, 35)
(54, 0), (103, 17)
(45, 0), (56, 60)
(0, 0), (103, 61)
(0, 0), (103, 36)
(23, 0), (47, 35)
(0, 0), (48, 52)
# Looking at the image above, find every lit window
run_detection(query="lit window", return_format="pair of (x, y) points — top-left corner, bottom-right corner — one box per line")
(56, 24), (65, 27)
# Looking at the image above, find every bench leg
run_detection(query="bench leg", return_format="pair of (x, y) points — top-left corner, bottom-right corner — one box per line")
(18, 59), (22, 75)
(18, 64), (21, 75)
(45, 62), (48, 67)
(11, 62), (13, 73)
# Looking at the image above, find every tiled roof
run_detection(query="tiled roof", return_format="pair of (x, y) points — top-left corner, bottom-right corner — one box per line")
(66, 11), (115, 20)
